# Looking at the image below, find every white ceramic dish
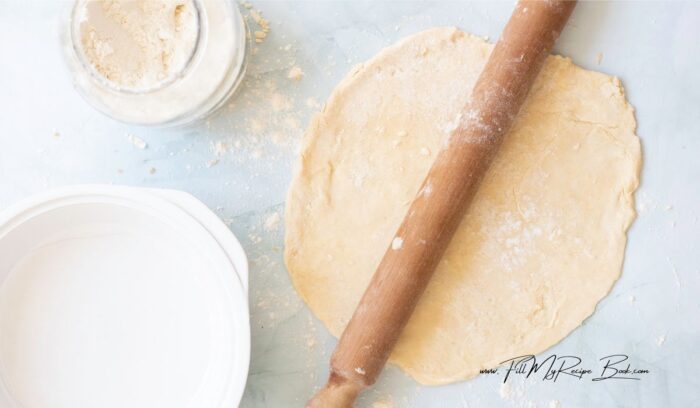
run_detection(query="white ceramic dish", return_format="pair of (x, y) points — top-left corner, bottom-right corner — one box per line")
(151, 188), (249, 293)
(0, 186), (250, 408)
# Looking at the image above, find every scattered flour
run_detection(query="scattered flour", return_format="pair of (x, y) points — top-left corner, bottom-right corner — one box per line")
(421, 182), (433, 197)
(287, 66), (304, 81)
(372, 398), (393, 408)
(264, 212), (281, 231)
(306, 97), (321, 108)
(212, 141), (228, 156)
(271, 93), (292, 111)
(127, 134), (147, 149)
(248, 8), (270, 43)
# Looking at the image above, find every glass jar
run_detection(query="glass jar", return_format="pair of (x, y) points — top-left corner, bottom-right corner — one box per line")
(61, 0), (248, 127)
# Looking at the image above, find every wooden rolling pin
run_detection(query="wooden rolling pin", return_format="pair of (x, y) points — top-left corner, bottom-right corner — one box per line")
(308, 1), (577, 406)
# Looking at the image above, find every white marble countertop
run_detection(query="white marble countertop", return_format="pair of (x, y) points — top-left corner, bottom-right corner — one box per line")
(1, 1), (699, 407)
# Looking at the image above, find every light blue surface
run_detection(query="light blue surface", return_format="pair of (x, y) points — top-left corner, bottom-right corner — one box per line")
(0, 1), (699, 407)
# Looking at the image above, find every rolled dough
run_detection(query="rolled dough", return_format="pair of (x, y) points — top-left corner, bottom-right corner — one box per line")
(285, 28), (641, 384)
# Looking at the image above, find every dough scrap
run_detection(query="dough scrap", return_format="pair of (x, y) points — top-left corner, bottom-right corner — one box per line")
(284, 28), (641, 384)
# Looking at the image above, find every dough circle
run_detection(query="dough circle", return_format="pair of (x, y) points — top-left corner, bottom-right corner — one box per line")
(285, 28), (641, 384)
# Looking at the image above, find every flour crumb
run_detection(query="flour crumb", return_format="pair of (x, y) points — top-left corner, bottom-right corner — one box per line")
(254, 30), (267, 43)
(664, 204), (673, 211)
(148, 167), (156, 174)
(250, 9), (270, 31)
(549, 400), (561, 408)
(656, 335), (666, 346)
(52, 129), (61, 139)
(127, 133), (147, 149)
(206, 158), (219, 168)
(354, 367), (366, 375)
(287, 66), (304, 81)
(305, 336), (316, 349)
(629, 295), (636, 303)
(306, 97), (321, 109)
(247, 7), (270, 43)
(372, 398), (393, 408)
(422, 183), (433, 197)
(212, 140), (228, 156)
(264, 212), (281, 231)
(271, 93), (291, 111)
(248, 233), (262, 244)
(391, 237), (404, 250)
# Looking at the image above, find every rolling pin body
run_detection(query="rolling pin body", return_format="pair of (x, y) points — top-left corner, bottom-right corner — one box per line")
(309, 2), (577, 406)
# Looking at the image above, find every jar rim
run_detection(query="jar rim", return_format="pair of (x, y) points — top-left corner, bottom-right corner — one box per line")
(60, 0), (249, 127)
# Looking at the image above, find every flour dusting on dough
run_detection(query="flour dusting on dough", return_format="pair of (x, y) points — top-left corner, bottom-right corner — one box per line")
(285, 27), (641, 384)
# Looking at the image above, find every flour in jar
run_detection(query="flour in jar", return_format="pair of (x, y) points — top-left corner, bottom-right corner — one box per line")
(77, 0), (199, 91)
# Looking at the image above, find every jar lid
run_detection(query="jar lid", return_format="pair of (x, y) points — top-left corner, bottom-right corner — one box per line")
(0, 185), (250, 408)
